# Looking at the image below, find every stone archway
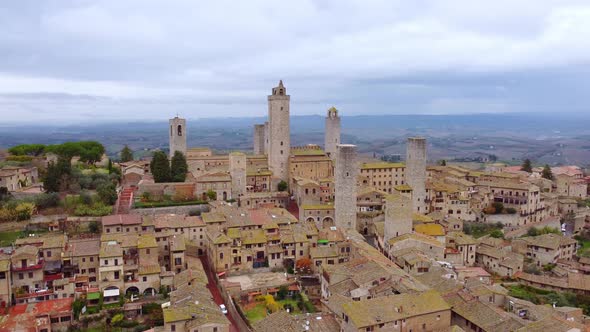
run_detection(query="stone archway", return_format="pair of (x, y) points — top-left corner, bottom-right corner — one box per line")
(306, 217), (315, 223)
(126, 286), (140, 297)
(143, 287), (157, 297)
(223, 192), (228, 200)
(322, 217), (335, 228)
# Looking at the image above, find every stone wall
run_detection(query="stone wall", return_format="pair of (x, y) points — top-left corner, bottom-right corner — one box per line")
(406, 137), (427, 213)
(130, 203), (209, 216)
(253, 124), (265, 155)
(334, 144), (358, 230)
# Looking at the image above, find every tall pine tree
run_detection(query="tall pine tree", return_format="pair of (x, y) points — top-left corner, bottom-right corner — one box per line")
(521, 159), (532, 173)
(541, 164), (554, 180)
(170, 151), (188, 182)
(150, 151), (171, 183)
(120, 145), (134, 162)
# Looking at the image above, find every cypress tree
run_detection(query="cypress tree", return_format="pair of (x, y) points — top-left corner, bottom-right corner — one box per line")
(120, 145), (134, 162)
(541, 164), (554, 180)
(170, 151), (188, 182)
(150, 151), (171, 183)
(521, 159), (532, 173)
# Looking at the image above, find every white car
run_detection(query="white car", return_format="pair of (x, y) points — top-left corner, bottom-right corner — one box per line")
(219, 304), (228, 315)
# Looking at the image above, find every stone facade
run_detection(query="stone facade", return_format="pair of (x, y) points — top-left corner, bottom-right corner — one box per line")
(253, 124), (266, 155)
(229, 152), (247, 199)
(168, 116), (187, 158)
(334, 144), (358, 230)
(384, 192), (413, 244)
(324, 106), (341, 159)
(267, 80), (290, 183)
(406, 137), (427, 213)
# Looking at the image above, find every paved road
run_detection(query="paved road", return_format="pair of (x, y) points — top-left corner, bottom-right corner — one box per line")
(191, 256), (240, 332)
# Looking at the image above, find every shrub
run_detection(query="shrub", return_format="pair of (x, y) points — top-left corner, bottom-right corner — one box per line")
(111, 313), (124, 326)
(34, 193), (60, 209)
(277, 180), (288, 192)
(74, 203), (112, 217)
(492, 202), (504, 214)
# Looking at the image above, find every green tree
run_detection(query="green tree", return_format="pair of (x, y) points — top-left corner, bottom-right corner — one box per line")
(120, 145), (134, 162)
(438, 159), (447, 166)
(492, 202), (504, 214)
(490, 229), (504, 239)
(150, 151), (171, 183)
(521, 159), (533, 173)
(170, 151), (188, 182)
(278, 180), (288, 192)
(8, 144), (46, 156)
(77, 141), (105, 164)
(541, 164), (554, 180)
(89, 221), (100, 233)
(43, 157), (72, 193)
(97, 183), (118, 205)
(206, 189), (217, 201)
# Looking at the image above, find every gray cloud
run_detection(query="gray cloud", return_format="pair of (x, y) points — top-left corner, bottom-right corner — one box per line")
(0, 0), (589, 123)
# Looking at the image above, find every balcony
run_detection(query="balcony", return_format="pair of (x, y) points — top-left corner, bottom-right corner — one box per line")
(15, 289), (54, 299)
(43, 273), (64, 282)
(12, 259), (44, 272)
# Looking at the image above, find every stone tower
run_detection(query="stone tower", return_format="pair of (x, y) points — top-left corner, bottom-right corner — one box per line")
(263, 121), (269, 155)
(229, 152), (247, 199)
(324, 106), (341, 160)
(253, 124), (265, 155)
(334, 144), (358, 230)
(384, 192), (413, 244)
(405, 137), (427, 213)
(267, 80), (290, 183)
(169, 116), (187, 158)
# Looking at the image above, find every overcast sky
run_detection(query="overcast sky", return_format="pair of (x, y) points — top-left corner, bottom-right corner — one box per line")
(1, 1), (589, 124)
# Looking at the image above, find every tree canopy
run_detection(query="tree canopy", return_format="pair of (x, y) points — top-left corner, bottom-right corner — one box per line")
(10, 141), (105, 164)
(521, 159), (532, 173)
(541, 164), (554, 180)
(150, 151), (171, 183)
(8, 144), (46, 156)
(170, 151), (188, 182)
(120, 145), (134, 162)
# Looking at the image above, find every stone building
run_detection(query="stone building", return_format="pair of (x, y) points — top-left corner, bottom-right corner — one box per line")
(358, 162), (406, 194)
(334, 144), (358, 230)
(253, 124), (266, 155)
(339, 290), (451, 332)
(229, 152), (247, 199)
(169, 116), (187, 158)
(406, 137), (427, 213)
(384, 192), (413, 244)
(0, 254), (11, 307)
(324, 106), (341, 159)
(267, 80), (291, 183)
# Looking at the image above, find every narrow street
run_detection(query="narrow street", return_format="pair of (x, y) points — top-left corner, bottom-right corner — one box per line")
(189, 255), (240, 332)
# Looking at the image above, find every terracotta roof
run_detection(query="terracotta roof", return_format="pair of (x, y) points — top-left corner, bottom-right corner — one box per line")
(66, 238), (100, 257)
(342, 290), (450, 328)
(253, 311), (299, 332)
(101, 214), (142, 226)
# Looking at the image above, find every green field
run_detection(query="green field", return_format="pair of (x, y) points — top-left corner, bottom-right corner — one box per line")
(0, 231), (24, 246)
(244, 303), (267, 323)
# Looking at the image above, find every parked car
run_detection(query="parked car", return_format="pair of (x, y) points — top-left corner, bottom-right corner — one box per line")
(219, 304), (228, 314)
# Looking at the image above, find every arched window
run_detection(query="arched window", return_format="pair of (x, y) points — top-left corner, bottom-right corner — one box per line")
(220, 253), (224, 259)
(177, 125), (182, 136)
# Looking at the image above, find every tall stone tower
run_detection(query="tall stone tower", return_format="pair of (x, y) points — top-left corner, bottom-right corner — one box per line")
(384, 192), (413, 244)
(334, 144), (358, 230)
(324, 107), (341, 160)
(253, 124), (265, 155)
(169, 116), (187, 158)
(267, 80), (290, 183)
(263, 121), (269, 155)
(229, 152), (247, 199)
(405, 137), (427, 213)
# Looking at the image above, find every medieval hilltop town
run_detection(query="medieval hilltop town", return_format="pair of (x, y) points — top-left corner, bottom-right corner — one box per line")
(1, 81), (590, 332)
